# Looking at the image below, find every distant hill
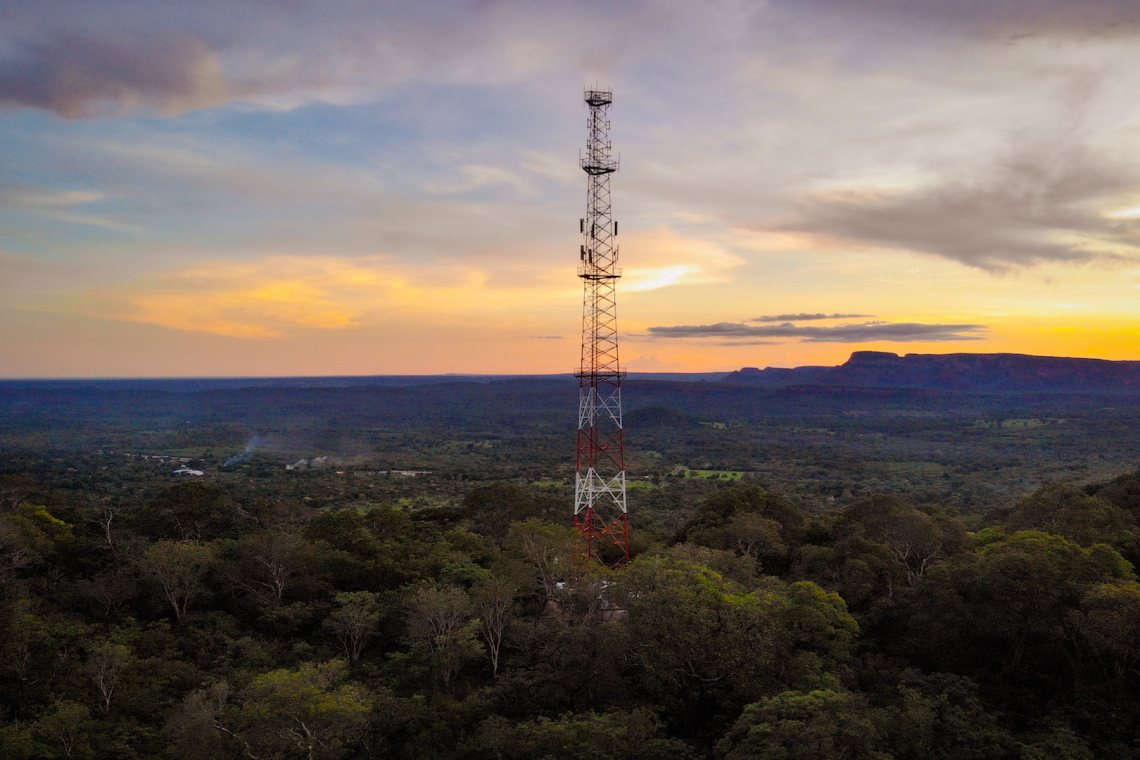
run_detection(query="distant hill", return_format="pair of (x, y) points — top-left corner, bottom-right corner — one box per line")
(720, 365), (834, 388)
(0, 371), (729, 393)
(723, 351), (1140, 393)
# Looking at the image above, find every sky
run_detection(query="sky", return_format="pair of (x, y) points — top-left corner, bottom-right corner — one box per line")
(4, 1), (1140, 377)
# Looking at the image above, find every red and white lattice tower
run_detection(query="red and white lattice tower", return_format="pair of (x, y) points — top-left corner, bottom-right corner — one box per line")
(575, 89), (629, 565)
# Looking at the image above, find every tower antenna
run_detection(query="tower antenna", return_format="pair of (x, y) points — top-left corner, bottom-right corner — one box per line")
(574, 88), (629, 566)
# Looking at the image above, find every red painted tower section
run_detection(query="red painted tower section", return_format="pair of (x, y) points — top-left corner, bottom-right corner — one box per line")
(574, 89), (629, 566)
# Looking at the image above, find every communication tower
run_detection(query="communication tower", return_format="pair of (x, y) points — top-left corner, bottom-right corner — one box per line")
(575, 89), (629, 565)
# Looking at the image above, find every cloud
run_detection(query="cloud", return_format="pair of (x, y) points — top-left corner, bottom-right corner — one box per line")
(750, 313), (873, 322)
(0, 2), (645, 118)
(784, 0), (1140, 39)
(773, 145), (1140, 270)
(713, 341), (781, 346)
(646, 321), (987, 343)
(425, 165), (534, 195)
(0, 251), (74, 297)
(0, 182), (141, 233)
(80, 253), (578, 339)
(0, 183), (103, 208)
(528, 335), (563, 339)
(0, 34), (230, 118)
(619, 228), (745, 291)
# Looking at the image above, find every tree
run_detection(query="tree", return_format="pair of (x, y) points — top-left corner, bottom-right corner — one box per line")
(223, 530), (315, 612)
(138, 541), (217, 621)
(0, 504), (74, 582)
(1008, 484), (1135, 548)
(182, 662), (372, 760)
(405, 584), (483, 688)
(302, 506), (448, 592)
(471, 708), (695, 760)
(667, 544), (760, 587)
(462, 482), (560, 542)
(77, 570), (138, 621)
(834, 495), (965, 586)
(876, 671), (1017, 760)
(791, 540), (902, 611)
(0, 474), (33, 514)
(677, 486), (804, 547)
(135, 482), (243, 542)
(1069, 581), (1140, 685)
(716, 689), (889, 760)
(233, 662), (371, 760)
(85, 640), (131, 712)
(31, 701), (94, 759)
(324, 591), (381, 664)
(1, 602), (88, 696)
(618, 556), (857, 741)
(727, 512), (788, 565)
(505, 520), (577, 604)
(162, 682), (232, 760)
(84, 501), (119, 558)
(472, 574), (518, 678)
(898, 531), (1135, 695)
(0, 517), (37, 582)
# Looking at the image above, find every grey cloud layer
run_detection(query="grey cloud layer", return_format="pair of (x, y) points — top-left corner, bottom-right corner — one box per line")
(774, 146), (1140, 270)
(4, 0), (1140, 277)
(0, 35), (229, 118)
(791, 0), (1140, 37)
(750, 313), (873, 322)
(647, 321), (987, 343)
(10, 0), (1137, 120)
(0, 1), (640, 118)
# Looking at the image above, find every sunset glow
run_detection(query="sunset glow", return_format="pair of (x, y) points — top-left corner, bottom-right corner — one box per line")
(4, 2), (1140, 376)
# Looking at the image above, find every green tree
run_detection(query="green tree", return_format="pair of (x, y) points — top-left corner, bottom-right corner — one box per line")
(221, 529), (321, 620)
(716, 688), (889, 760)
(472, 708), (695, 760)
(181, 662), (371, 760)
(138, 540), (217, 621)
(31, 701), (94, 759)
(0, 722), (33, 760)
(84, 639), (131, 712)
(324, 591), (381, 664)
(618, 556), (857, 741)
(677, 486), (804, 562)
(505, 520), (578, 604)
(899, 531), (1135, 696)
(404, 584), (483, 688)
(462, 482), (560, 542)
(472, 574), (518, 678)
(302, 506), (447, 592)
(667, 544), (761, 587)
(1068, 580), (1140, 685)
(833, 495), (966, 586)
(232, 662), (370, 760)
(135, 482), (242, 542)
(0, 603), (88, 708)
(877, 671), (1017, 760)
(1008, 484), (1135, 548)
(0, 504), (74, 582)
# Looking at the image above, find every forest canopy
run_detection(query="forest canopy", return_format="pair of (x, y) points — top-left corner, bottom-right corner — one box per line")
(4, 469), (1140, 759)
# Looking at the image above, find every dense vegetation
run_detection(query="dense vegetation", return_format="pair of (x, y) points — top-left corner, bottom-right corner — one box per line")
(4, 467), (1140, 758)
(4, 376), (1140, 757)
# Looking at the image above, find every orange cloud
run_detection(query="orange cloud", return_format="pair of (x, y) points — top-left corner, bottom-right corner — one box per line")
(87, 254), (571, 338)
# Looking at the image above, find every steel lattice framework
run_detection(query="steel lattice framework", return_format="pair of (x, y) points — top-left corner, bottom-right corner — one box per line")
(575, 89), (629, 565)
